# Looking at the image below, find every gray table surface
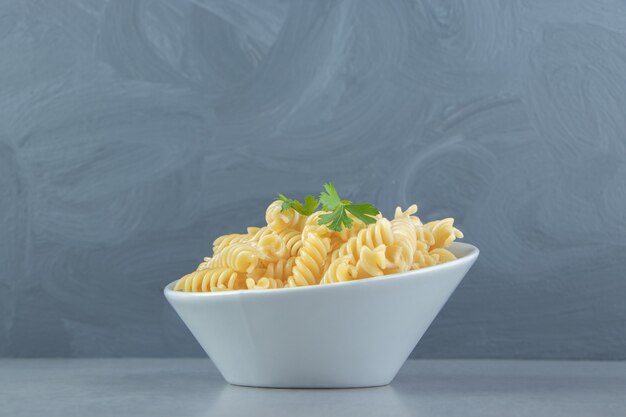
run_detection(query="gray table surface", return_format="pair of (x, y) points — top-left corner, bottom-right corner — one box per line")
(1, 359), (625, 417)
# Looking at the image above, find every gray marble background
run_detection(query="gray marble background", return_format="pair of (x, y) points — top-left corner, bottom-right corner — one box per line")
(1, 0), (625, 359)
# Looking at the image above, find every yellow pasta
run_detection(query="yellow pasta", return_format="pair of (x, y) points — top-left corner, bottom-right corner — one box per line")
(387, 208), (419, 272)
(414, 225), (434, 245)
(424, 218), (463, 249)
(174, 199), (463, 292)
(287, 232), (331, 287)
(264, 257), (297, 281)
(205, 242), (259, 273)
(355, 245), (387, 278)
(412, 249), (439, 269)
(429, 248), (457, 263)
(175, 268), (246, 292)
(246, 276), (285, 290)
(246, 267), (267, 280)
(265, 200), (307, 232)
(196, 256), (212, 270)
(302, 211), (328, 235)
(245, 226), (274, 243)
(330, 218), (394, 263)
(321, 256), (358, 284)
(394, 204), (423, 227)
(213, 233), (248, 254)
(277, 229), (303, 257)
(256, 233), (286, 262)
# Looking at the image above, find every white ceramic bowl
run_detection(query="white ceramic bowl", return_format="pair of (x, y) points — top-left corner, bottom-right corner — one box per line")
(164, 242), (479, 388)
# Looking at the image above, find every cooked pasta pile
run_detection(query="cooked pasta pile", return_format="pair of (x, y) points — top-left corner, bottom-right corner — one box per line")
(174, 201), (463, 292)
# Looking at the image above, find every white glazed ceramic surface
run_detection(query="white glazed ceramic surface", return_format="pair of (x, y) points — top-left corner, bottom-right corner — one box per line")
(164, 242), (479, 388)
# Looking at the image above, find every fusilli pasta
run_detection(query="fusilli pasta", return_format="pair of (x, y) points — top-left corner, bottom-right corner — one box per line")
(330, 218), (394, 263)
(213, 233), (249, 254)
(256, 233), (286, 262)
(355, 245), (387, 278)
(287, 232), (331, 287)
(246, 276), (285, 290)
(265, 200), (307, 232)
(277, 229), (303, 257)
(321, 256), (358, 284)
(264, 257), (297, 281)
(174, 201), (463, 292)
(175, 267), (246, 292)
(205, 242), (259, 273)
(424, 218), (463, 249)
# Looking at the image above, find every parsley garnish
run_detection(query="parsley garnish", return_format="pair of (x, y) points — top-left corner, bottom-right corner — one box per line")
(277, 193), (319, 216)
(278, 183), (379, 232)
(318, 183), (379, 231)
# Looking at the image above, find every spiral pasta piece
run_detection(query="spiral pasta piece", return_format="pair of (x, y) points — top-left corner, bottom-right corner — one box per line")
(245, 276), (285, 290)
(412, 249), (439, 269)
(175, 267), (245, 292)
(287, 233), (331, 287)
(424, 218), (463, 249)
(415, 226), (436, 248)
(327, 216), (366, 258)
(212, 226), (273, 254)
(321, 255), (358, 284)
(300, 211), (331, 240)
(387, 209), (418, 271)
(265, 200), (307, 232)
(256, 233), (286, 262)
(355, 245), (387, 278)
(264, 257), (296, 281)
(429, 248), (457, 263)
(245, 226), (273, 242)
(331, 218), (395, 263)
(277, 229), (303, 257)
(207, 242), (259, 273)
(246, 267), (267, 280)
(394, 204), (423, 227)
(303, 210), (326, 228)
(196, 257), (212, 270)
(213, 233), (249, 254)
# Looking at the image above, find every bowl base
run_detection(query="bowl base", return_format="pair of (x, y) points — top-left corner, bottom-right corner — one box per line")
(226, 380), (393, 389)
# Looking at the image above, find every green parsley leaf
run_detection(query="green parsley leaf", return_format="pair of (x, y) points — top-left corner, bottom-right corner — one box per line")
(291, 200), (306, 214)
(277, 193), (295, 211)
(302, 195), (320, 215)
(345, 203), (379, 225)
(319, 183), (344, 211)
(318, 206), (353, 232)
(280, 183), (380, 232)
(277, 193), (319, 216)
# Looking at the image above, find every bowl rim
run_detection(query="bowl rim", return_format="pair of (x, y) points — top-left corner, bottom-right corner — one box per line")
(164, 242), (479, 299)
